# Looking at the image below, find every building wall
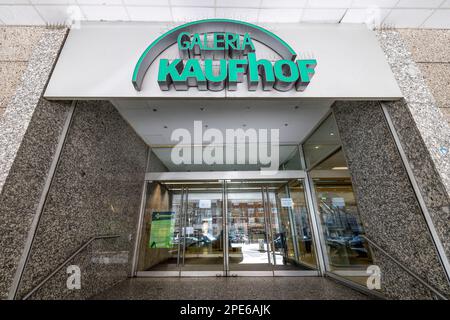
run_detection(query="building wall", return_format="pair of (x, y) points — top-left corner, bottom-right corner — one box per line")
(16, 101), (148, 299)
(377, 29), (450, 294)
(397, 29), (450, 124)
(0, 27), (45, 117)
(0, 28), (69, 300)
(333, 101), (450, 299)
(0, 26), (148, 300)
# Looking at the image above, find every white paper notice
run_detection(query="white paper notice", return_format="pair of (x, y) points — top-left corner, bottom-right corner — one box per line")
(280, 198), (293, 208)
(199, 199), (211, 209)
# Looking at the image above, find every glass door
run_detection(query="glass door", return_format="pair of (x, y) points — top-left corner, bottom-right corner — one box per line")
(137, 181), (225, 276)
(136, 176), (319, 277)
(179, 183), (225, 275)
(226, 181), (273, 275)
(265, 180), (318, 275)
(225, 179), (318, 276)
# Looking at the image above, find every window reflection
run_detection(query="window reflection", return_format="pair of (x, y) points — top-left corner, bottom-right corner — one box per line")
(303, 114), (340, 168)
(308, 144), (373, 285)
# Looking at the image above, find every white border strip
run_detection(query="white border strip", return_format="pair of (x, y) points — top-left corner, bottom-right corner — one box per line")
(145, 170), (306, 181)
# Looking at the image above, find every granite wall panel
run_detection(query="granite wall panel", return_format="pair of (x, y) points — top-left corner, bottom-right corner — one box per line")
(377, 30), (450, 280)
(333, 101), (450, 299)
(0, 29), (68, 300)
(15, 101), (148, 299)
(0, 27), (46, 117)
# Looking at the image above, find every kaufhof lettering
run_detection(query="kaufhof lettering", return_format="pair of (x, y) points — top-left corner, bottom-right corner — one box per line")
(157, 32), (317, 92)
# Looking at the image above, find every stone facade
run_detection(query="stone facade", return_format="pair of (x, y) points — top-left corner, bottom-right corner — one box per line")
(0, 28), (69, 300)
(333, 101), (450, 299)
(0, 27), (148, 300)
(16, 101), (148, 299)
(377, 30), (450, 290)
(397, 29), (450, 123)
(0, 27), (45, 117)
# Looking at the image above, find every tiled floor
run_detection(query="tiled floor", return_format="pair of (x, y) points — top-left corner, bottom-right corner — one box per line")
(92, 277), (370, 300)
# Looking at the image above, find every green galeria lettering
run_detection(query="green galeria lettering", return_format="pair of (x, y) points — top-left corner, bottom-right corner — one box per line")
(228, 59), (248, 90)
(296, 59), (317, 91)
(177, 32), (191, 50)
(159, 31), (317, 92)
(180, 59), (205, 82)
(241, 33), (255, 52)
(204, 60), (228, 82)
(247, 52), (275, 90)
(177, 32), (255, 52)
(157, 58), (184, 89)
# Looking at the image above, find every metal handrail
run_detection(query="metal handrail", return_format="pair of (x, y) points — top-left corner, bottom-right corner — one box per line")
(361, 235), (448, 300)
(22, 234), (120, 300)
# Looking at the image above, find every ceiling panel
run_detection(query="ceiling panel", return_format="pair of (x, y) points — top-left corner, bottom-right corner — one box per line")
(0, 1), (448, 28)
(35, 5), (84, 24)
(112, 98), (333, 146)
(396, 0), (443, 8)
(301, 8), (347, 23)
(340, 8), (390, 26)
(261, 0), (307, 8)
(258, 8), (303, 23)
(0, 5), (44, 25)
(171, 6), (214, 21)
(306, 0), (353, 8)
(383, 9), (434, 28)
(80, 5), (128, 21)
(422, 9), (450, 28)
(127, 6), (171, 22)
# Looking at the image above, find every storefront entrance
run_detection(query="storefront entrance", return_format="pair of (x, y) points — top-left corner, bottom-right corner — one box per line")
(135, 172), (319, 277)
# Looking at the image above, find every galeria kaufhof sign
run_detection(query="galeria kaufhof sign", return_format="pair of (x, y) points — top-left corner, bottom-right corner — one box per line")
(132, 19), (317, 92)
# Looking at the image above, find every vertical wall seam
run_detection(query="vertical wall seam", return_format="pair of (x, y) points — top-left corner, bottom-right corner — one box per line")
(130, 146), (151, 277)
(7, 101), (77, 300)
(381, 102), (450, 285)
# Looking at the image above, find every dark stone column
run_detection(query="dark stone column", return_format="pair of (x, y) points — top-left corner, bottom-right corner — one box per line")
(377, 30), (450, 271)
(0, 29), (69, 300)
(15, 101), (148, 299)
(333, 101), (450, 299)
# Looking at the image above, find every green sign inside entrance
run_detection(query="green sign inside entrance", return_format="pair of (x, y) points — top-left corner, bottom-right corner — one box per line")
(149, 211), (175, 249)
(132, 19), (317, 92)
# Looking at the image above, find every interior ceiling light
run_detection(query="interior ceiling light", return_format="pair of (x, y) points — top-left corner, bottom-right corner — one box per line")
(332, 166), (348, 170)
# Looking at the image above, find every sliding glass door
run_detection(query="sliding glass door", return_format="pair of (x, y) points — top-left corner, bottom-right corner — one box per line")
(136, 175), (319, 276)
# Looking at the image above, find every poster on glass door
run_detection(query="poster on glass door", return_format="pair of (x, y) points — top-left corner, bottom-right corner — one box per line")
(149, 211), (175, 248)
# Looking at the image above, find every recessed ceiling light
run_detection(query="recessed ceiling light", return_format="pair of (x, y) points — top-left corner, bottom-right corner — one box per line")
(330, 132), (334, 136)
(314, 146), (319, 149)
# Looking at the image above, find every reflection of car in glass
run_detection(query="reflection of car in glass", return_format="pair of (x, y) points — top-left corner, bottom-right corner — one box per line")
(172, 236), (198, 247)
(194, 234), (217, 247)
(326, 235), (368, 257)
(348, 235), (368, 257)
(229, 232), (248, 244)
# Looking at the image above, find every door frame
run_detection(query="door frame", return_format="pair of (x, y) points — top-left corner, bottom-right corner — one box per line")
(133, 170), (324, 277)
